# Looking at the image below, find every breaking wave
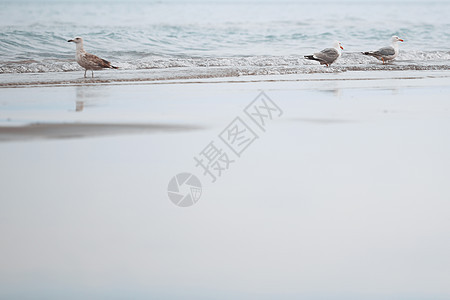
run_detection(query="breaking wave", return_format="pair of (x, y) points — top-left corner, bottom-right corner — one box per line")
(1, 51), (450, 76)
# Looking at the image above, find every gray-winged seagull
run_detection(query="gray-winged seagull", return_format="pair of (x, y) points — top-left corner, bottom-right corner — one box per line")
(304, 41), (343, 67)
(362, 36), (404, 64)
(68, 37), (118, 78)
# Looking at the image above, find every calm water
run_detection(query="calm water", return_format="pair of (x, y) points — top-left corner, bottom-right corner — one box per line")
(1, 0), (450, 79)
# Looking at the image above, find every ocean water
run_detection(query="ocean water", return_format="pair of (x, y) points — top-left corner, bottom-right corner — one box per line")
(1, 0), (450, 82)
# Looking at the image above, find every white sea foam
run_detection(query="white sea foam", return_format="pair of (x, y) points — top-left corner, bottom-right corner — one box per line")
(1, 51), (450, 77)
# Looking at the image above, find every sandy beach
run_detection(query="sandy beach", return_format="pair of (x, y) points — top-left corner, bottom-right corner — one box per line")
(1, 70), (450, 299)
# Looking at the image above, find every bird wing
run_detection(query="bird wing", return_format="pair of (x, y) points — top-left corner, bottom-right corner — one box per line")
(314, 48), (339, 64)
(372, 46), (395, 57)
(84, 53), (112, 69)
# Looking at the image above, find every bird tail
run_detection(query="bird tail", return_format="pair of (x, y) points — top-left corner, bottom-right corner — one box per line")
(304, 55), (318, 61)
(110, 65), (119, 69)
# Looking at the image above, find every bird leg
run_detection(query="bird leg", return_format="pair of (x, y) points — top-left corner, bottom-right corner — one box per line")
(382, 58), (385, 64)
(91, 70), (94, 78)
(84, 69), (87, 78)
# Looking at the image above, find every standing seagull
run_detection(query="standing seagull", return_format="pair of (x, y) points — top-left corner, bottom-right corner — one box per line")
(362, 36), (404, 64)
(304, 41), (343, 67)
(67, 37), (118, 78)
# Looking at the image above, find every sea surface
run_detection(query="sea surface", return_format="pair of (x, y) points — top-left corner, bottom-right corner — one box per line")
(1, 0), (450, 83)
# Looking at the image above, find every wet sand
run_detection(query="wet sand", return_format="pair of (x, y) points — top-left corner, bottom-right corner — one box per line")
(1, 71), (450, 299)
(0, 123), (203, 142)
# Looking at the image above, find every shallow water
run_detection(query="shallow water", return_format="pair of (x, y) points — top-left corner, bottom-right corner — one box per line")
(1, 76), (450, 299)
(1, 0), (450, 80)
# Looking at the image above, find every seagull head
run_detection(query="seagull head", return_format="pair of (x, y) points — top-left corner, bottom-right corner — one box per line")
(334, 41), (344, 50)
(67, 37), (83, 44)
(392, 36), (404, 43)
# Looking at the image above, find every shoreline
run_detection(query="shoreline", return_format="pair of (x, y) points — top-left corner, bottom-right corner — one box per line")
(1, 69), (449, 88)
(1, 70), (449, 142)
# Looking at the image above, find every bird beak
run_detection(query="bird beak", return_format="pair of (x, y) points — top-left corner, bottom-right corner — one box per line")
(340, 45), (344, 50)
(399, 39), (404, 42)
(67, 39), (73, 42)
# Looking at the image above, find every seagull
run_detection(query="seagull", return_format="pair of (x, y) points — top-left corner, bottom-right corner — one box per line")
(362, 36), (404, 64)
(304, 41), (343, 67)
(67, 37), (118, 78)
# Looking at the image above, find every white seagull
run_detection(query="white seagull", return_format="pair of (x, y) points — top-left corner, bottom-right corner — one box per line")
(68, 37), (118, 78)
(304, 41), (343, 67)
(362, 36), (404, 64)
